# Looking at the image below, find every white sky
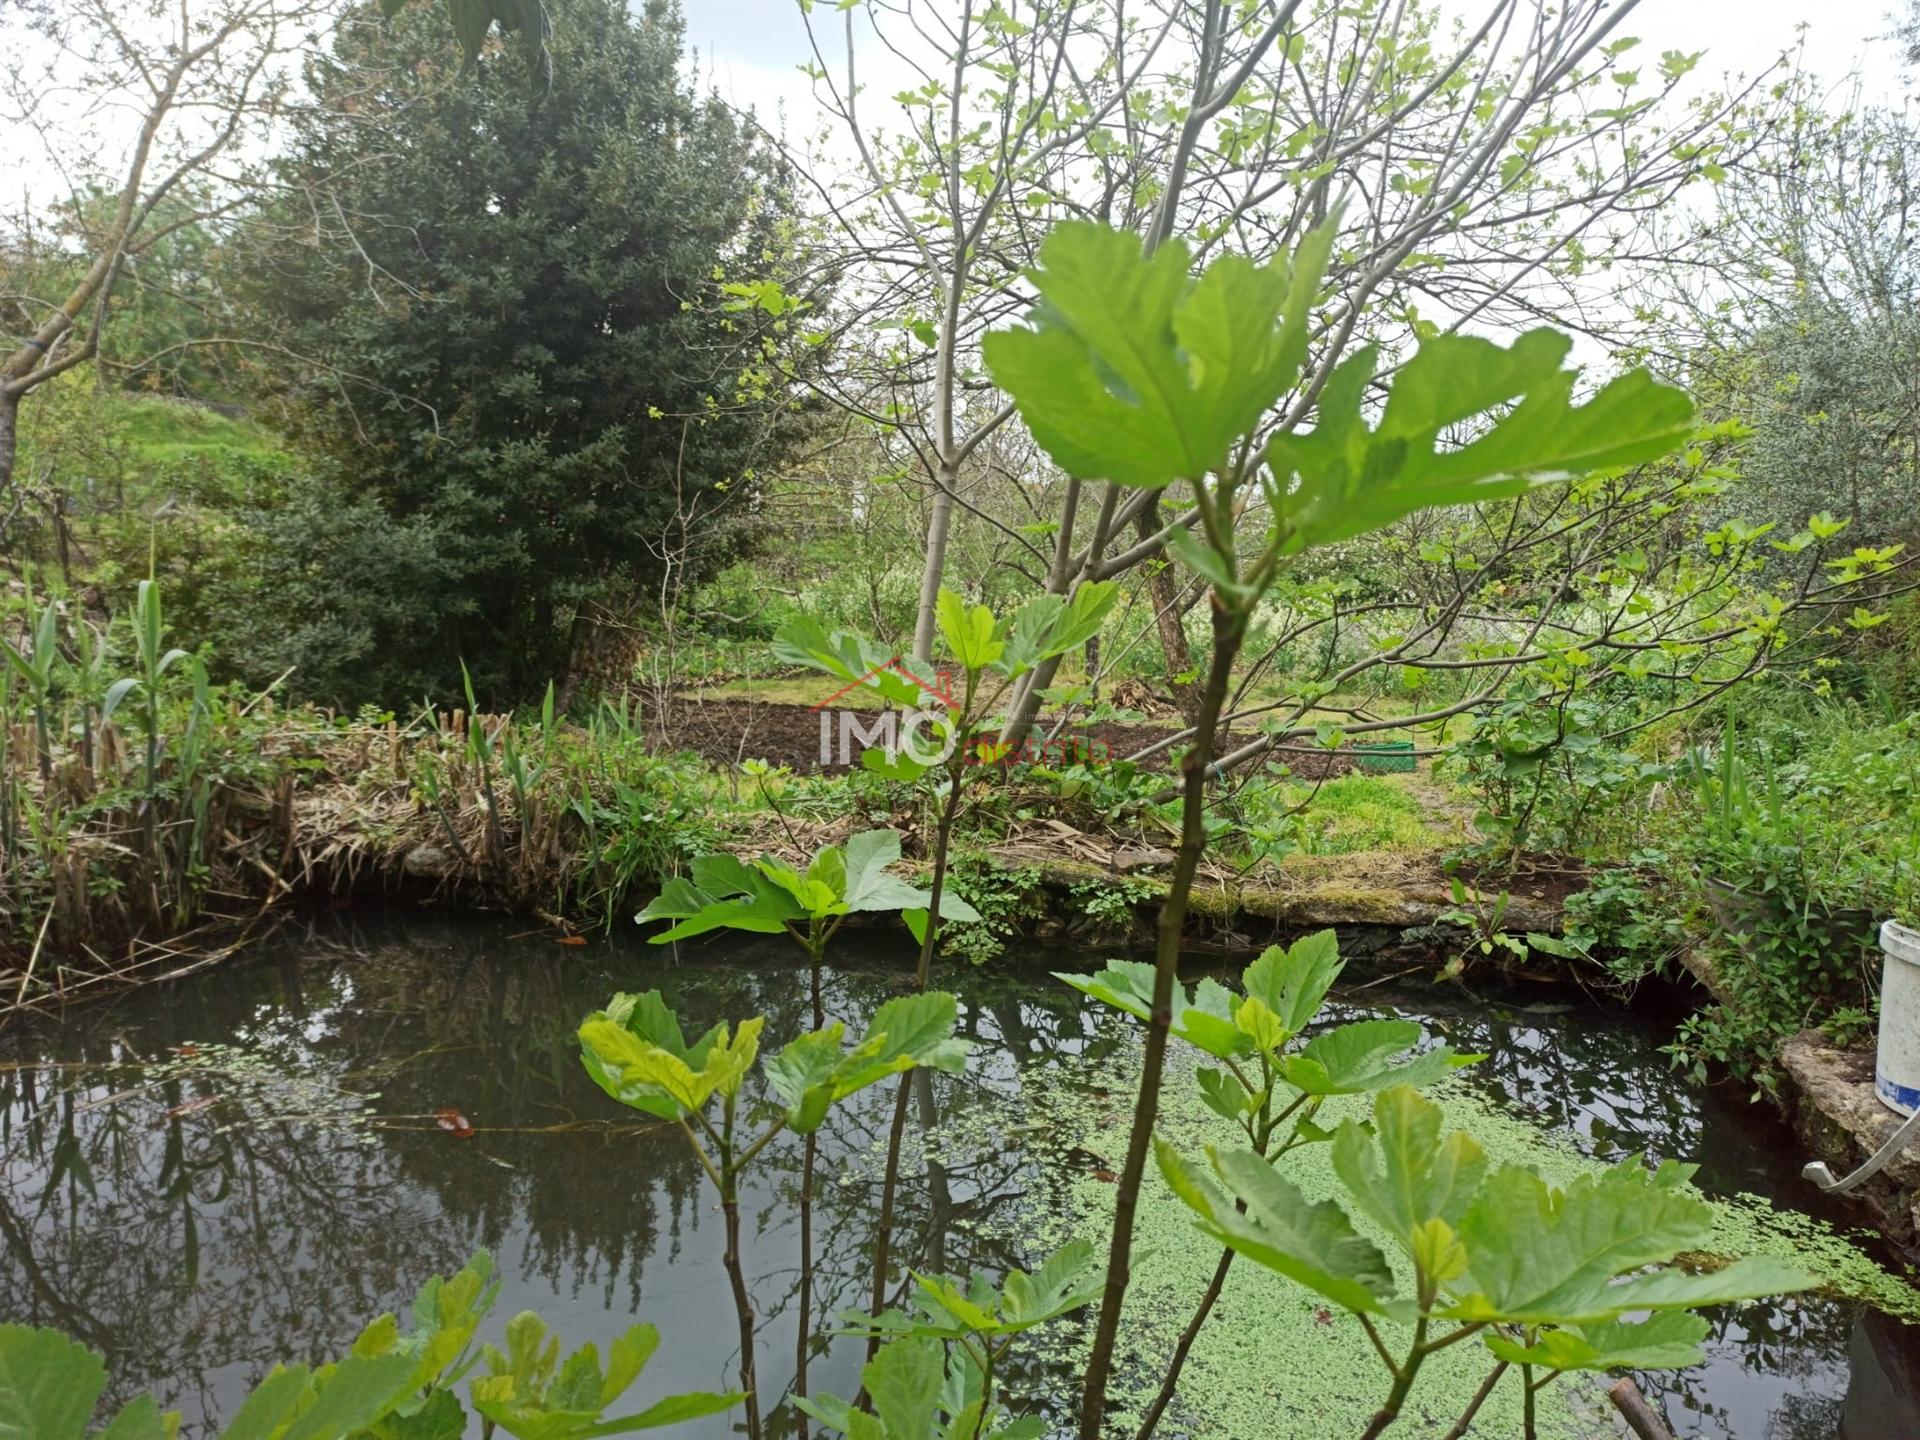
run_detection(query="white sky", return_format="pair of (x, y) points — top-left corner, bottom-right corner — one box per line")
(681, 0), (1912, 136)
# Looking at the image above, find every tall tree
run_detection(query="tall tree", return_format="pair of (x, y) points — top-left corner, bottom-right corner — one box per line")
(247, 0), (816, 704)
(1650, 91), (1918, 557)
(787, 0), (1786, 739)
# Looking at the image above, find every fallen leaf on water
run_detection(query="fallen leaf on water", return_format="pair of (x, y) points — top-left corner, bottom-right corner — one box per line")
(436, 1108), (476, 1139)
(553, 934), (587, 946)
(156, 1095), (218, 1125)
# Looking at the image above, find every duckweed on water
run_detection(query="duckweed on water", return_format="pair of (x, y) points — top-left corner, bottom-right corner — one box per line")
(998, 1022), (1916, 1438)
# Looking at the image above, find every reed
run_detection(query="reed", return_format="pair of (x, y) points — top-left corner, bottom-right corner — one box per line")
(0, 581), (718, 1018)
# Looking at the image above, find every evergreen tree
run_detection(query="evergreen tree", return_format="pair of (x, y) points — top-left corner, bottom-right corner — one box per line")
(244, 0), (810, 704)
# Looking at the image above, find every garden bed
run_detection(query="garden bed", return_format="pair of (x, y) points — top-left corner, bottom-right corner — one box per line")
(658, 696), (1358, 777)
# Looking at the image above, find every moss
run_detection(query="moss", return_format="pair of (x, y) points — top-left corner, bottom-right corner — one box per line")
(1233, 882), (1426, 924)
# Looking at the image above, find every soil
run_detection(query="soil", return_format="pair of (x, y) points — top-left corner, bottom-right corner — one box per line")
(1456, 854), (1592, 911)
(658, 697), (1357, 779)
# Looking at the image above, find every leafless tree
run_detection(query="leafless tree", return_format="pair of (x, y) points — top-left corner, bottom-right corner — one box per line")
(0, 0), (329, 529)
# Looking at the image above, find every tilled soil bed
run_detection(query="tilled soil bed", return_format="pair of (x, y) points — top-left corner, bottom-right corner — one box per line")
(659, 697), (1357, 778)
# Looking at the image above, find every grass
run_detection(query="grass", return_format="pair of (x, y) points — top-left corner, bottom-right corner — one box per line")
(684, 675), (890, 708)
(1282, 773), (1458, 854)
(111, 395), (291, 469)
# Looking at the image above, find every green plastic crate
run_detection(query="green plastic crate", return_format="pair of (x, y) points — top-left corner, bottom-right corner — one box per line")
(1352, 739), (1416, 774)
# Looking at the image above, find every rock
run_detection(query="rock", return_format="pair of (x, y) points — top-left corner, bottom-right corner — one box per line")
(1781, 1030), (1920, 1253)
(403, 843), (459, 878)
(1112, 847), (1175, 873)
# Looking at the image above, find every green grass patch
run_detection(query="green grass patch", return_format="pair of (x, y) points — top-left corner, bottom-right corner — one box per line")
(684, 674), (890, 708)
(111, 395), (291, 468)
(1285, 773), (1452, 854)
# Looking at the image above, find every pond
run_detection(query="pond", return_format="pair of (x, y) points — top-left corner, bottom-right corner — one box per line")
(2, 908), (1916, 1438)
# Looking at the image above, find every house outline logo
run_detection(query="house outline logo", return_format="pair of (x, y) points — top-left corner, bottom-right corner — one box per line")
(811, 657), (961, 767)
(809, 657), (959, 713)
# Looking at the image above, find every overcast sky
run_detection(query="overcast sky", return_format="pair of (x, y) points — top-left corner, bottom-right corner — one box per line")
(680, 0), (1911, 137)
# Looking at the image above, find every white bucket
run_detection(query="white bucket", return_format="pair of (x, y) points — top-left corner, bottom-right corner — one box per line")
(1876, 920), (1920, 1116)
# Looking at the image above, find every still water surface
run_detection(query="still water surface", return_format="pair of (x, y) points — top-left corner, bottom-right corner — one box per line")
(1, 908), (1916, 1437)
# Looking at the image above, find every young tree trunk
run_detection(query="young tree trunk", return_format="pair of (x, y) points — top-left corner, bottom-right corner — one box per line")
(0, 391), (18, 528)
(1077, 594), (1246, 1440)
(1136, 498), (1201, 723)
(910, 461), (959, 662)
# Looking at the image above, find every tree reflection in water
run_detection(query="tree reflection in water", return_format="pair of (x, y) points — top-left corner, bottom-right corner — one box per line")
(0, 911), (1914, 1437)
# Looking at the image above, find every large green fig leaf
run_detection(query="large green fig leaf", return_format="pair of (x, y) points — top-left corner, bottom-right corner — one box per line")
(1447, 1161), (1814, 1324)
(1240, 930), (1343, 1037)
(1330, 1087), (1487, 1248)
(772, 617), (931, 709)
(577, 1013), (764, 1118)
(1156, 1140), (1400, 1317)
(1056, 964), (1253, 1060)
(864, 1336), (944, 1440)
(842, 832), (979, 922)
(1277, 1018), (1471, 1095)
(472, 1315), (738, 1439)
(764, 992), (970, 1134)
(997, 1239), (1103, 1330)
(1266, 329), (1694, 554)
(0, 1326), (113, 1440)
(1483, 1311), (1711, 1374)
(983, 222), (1334, 488)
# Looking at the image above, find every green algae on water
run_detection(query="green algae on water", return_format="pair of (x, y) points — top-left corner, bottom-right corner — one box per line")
(1007, 1022), (1917, 1437)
